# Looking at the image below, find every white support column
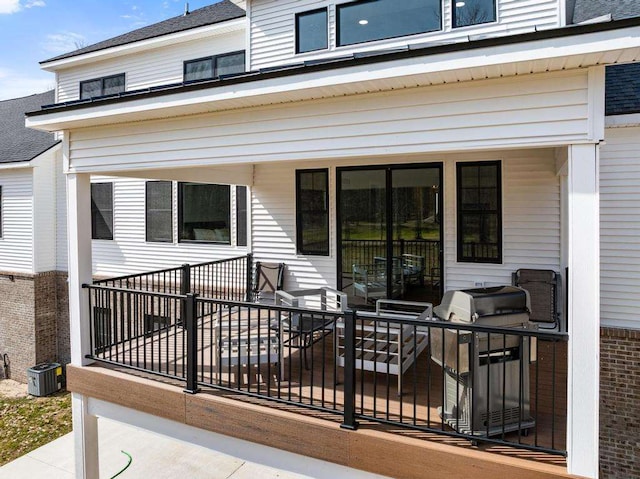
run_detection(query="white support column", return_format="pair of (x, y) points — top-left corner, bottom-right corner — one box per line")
(72, 393), (99, 479)
(566, 143), (600, 479)
(67, 170), (98, 478)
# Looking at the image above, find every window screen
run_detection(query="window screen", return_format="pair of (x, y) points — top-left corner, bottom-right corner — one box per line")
(296, 8), (328, 53)
(91, 183), (113, 240)
(178, 183), (231, 243)
(456, 162), (501, 263)
(452, 0), (496, 28)
(146, 181), (173, 242)
(296, 169), (329, 256)
(236, 185), (247, 247)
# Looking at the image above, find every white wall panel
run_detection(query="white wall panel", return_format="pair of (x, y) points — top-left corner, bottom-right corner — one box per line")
(57, 30), (245, 102)
(56, 148), (69, 271)
(33, 147), (60, 272)
(600, 127), (640, 330)
(68, 70), (590, 173)
(0, 169), (34, 273)
(249, 0), (560, 70)
(90, 176), (248, 277)
(251, 150), (559, 294)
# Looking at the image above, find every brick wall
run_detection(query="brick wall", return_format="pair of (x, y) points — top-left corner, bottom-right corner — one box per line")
(0, 272), (36, 383)
(600, 327), (640, 479)
(0, 271), (70, 384)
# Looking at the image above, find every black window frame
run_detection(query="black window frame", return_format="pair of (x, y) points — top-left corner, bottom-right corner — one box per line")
(451, 0), (497, 29)
(336, 0), (442, 47)
(183, 50), (246, 83)
(177, 182), (231, 244)
(296, 169), (330, 256)
(145, 181), (173, 243)
(80, 73), (125, 100)
(91, 182), (114, 241)
(456, 161), (502, 264)
(295, 7), (329, 54)
(236, 185), (248, 247)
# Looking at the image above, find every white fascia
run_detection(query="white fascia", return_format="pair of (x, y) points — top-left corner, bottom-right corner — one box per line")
(605, 113), (640, 128)
(40, 18), (246, 72)
(27, 24), (640, 132)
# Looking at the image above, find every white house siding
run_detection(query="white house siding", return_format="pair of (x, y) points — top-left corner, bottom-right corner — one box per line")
(0, 169), (34, 273)
(249, 0), (560, 70)
(55, 149), (68, 272)
(600, 126), (640, 330)
(33, 147), (60, 273)
(56, 29), (245, 103)
(68, 69), (591, 173)
(90, 176), (248, 277)
(444, 150), (561, 290)
(251, 149), (560, 293)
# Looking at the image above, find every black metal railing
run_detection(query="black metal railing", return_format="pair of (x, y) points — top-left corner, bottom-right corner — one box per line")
(94, 254), (253, 302)
(83, 282), (568, 456)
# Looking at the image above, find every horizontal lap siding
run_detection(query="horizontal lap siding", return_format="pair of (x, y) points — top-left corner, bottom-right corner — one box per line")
(444, 151), (561, 291)
(69, 70), (590, 172)
(91, 176), (247, 277)
(600, 127), (640, 330)
(33, 148), (58, 273)
(56, 151), (68, 271)
(57, 30), (244, 102)
(249, 0), (559, 70)
(0, 170), (33, 273)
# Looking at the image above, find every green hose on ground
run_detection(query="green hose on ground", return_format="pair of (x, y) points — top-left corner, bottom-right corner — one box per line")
(110, 450), (133, 478)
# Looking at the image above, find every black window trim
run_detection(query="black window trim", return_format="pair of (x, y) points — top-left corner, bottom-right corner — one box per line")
(183, 50), (246, 83)
(296, 168), (330, 256)
(177, 182), (232, 245)
(295, 7), (329, 54)
(456, 160), (502, 264)
(145, 180), (174, 243)
(91, 182), (114, 241)
(336, 0), (443, 48)
(80, 73), (126, 100)
(451, 0), (498, 29)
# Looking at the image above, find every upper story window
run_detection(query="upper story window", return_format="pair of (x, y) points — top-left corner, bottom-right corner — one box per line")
(337, 0), (441, 47)
(296, 8), (328, 54)
(184, 51), (245, 82)
(80, 74), (125, 100)
(456, 161), (502, 263)
(452, 0), (496, 28)
(91, 182), (114, 240)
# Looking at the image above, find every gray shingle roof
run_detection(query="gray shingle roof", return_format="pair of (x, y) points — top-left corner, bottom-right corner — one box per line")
(0, 91), (59, 164)
(606, 63), (640, 116)
(42, 1), (245, 64)
(573, 0), (640, 24)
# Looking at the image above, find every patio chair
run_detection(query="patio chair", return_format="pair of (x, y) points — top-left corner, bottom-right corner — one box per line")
(353, 258), (404, 302)
(401, 253), (425, 286)
(253, 261), (285, 304)
(275, 287), (347, 370)
(512, 268), (562, 331)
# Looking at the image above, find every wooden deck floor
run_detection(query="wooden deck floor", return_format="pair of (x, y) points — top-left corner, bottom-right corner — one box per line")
(94, 317), (567, 467)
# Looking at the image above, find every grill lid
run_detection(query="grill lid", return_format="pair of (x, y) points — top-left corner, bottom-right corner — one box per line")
(434, 285), (530, 323)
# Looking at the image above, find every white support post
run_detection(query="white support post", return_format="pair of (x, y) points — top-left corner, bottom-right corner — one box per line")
(72, 393), (99, 479)
(566, 143), (600, 479)
(67, 171), (98, 477)
(67, 172), (93, 365)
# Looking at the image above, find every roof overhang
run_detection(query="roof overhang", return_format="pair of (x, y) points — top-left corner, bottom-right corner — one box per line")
(40, 18), (245, 71)
(0, 141), (61, 169)
(27, 19), (640, 132)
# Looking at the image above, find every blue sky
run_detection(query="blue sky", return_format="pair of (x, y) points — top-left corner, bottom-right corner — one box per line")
(0, 0), (222, 100)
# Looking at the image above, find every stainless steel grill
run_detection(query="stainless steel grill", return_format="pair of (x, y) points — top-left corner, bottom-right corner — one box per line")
(431, 286), (536, 437)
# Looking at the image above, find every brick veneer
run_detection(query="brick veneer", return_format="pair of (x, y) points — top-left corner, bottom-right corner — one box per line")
(0, 271), (69, 383)
(600, 327), (640, 479)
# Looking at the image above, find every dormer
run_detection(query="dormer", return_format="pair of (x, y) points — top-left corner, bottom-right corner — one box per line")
(243, 0), (564, 71)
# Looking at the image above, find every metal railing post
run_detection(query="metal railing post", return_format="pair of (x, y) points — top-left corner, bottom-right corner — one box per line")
(184, 293), (200, 394)
(341, 309), (358, 430)
(246, 253), (254, 302)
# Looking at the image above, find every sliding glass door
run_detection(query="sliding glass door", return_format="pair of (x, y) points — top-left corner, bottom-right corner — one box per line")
(338, 164), (442, 307)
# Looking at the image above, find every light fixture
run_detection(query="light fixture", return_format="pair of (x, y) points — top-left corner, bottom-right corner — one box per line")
(358, 19), (369, 25)
(456, 1), (465, 7)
